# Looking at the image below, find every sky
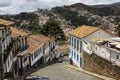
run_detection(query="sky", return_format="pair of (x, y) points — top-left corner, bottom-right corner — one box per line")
(0, 0), (120, 14)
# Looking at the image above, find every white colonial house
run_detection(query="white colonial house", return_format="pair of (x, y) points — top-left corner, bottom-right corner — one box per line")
(27, 35), (44, 67)
(0, 19), (15, 79)
(68, 25), (113, 68)
(91, 37), (120, 66)
(28, 35), (56, 67)
(11, 27), (29, 76)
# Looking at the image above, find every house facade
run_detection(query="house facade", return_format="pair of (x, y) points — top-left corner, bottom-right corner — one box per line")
(49, 39), (56, 61)
(0, 19), (15, 79)
(0, 19), (56, 79)
(27, 36), (44, 67)
(68, 25), (113, 69)
(28, 35), (56, 68)
(91, 37), (120, 66)
(10, 27), (29, 76)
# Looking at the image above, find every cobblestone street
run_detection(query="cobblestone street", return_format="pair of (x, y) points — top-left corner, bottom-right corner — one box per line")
(31, 56), (102, 80)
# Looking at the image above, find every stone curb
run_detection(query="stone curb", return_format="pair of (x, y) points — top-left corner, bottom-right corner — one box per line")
(65, 65), (116, 80)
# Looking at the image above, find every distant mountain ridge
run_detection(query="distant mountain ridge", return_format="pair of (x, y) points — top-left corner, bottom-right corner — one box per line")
(64, 2), (120, 16)
(51, 2), (120, 27)
(93, 2), (120, 8)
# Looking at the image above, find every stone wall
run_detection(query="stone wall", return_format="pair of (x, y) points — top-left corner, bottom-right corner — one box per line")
(82, 52), (120, 80)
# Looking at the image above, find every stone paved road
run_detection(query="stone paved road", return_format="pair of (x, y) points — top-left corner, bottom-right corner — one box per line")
(31, 56), (102, 80)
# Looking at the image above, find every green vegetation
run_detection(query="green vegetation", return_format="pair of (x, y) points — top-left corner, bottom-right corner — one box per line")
(14, 12), (38, 21)
(41, 18), (66, 41)
(116, 24), (120, 37)
(52, 7), (93, 27)
(10, 12), (66, 40)
(52, 3), (120, 27)
(69, 3), (120, 16)
(114, 17), (120, 37)
(13, 12), (41, 34)
(114, 17), (120, 24)
(71, 16), (93, 26)
(57, 40), (66, 45)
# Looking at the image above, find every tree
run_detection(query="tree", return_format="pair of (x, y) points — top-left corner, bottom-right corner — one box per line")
(116, 24), (120, 37)
(41, 18), (66, 40)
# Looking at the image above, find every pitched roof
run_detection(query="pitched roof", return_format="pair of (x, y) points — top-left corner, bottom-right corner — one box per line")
(27, 38), (43, 53)
(68, 25), (100, 38)
(28, 35), (52, 54)
(29, 35), (51, 44)
(0, 19), (14, 26)
(11, 27), (29, 38)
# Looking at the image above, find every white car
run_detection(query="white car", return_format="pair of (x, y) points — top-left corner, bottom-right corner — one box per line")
(25, 75), (51, 80)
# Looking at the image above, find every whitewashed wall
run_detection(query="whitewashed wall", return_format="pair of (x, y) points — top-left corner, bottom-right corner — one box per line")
(50, 41), (56, 61)
(31, 47), (43, 66)
(69, 35), (83, 68)
(83, 41), (91, 54)
(44, 43), (50, 62)
(93, 44), (111, 61)
(4, 50), (13, 72)
(110, 50), (120, 66)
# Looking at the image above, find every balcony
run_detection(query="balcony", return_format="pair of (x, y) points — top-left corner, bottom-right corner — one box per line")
(17, 49), (28, 57)
(17, 45), (29, 57)
(19, 45), (29, 52)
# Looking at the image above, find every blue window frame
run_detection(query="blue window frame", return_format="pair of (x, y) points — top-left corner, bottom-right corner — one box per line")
(77, 40), (79, 51)
(74, 52), (76, 59)
(74, 38), (76, 49)
(77, 55), (79, 61)
(80, 57), (82, 67)
(72, 37), (73, 47)
(80, 41), (82, 53)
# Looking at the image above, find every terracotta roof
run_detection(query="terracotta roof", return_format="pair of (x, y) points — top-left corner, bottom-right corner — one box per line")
(29, 35), (51, 44)
(28, 35), (52, 54)
(68, 25), (100, 38)
(11, 27), (29, 38)
(27, 38), (43, 53)
(0, 19), (14, 26)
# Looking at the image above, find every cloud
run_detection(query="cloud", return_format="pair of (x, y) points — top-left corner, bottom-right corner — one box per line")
(0, 0), (120, 14)
(0, 0), (11, 7)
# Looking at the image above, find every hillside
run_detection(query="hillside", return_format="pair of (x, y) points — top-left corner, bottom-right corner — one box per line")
(52, 3), (120, 16)
(51, 2), (120, 34)
(1, 2), (120, 37)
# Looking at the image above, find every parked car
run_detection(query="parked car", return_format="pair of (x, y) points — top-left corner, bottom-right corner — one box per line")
(25, 75), (51, 80)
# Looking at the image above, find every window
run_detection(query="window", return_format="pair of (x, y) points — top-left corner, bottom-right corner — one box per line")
(77, 55), (79, 61)
(116, 55), (119, 59)
(77, 40), (79, 51)
(74, 38), (76, 49)
(96, 47), (97, 50)
(72, 50), (73, 56)
(79, 41), (82, 53)
(71, 37), (73, 47)
(74, 52), (76, 59)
